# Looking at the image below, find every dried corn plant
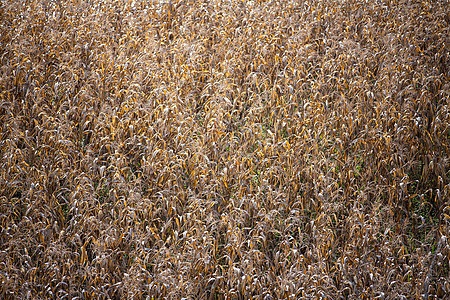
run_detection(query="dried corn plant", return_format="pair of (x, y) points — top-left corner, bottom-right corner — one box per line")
(1, 0), (449, 299)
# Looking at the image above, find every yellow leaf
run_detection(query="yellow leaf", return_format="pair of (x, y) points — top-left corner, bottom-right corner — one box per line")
(223, 178), (228, 189)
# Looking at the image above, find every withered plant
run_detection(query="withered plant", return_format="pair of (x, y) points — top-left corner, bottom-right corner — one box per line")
(1, 0), (449, 299)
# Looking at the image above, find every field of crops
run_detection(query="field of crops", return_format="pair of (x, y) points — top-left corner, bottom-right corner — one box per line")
(1, 0), (449, 298)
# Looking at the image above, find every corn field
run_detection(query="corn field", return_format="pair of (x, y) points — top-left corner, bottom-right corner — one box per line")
(1, 0), (449, 298)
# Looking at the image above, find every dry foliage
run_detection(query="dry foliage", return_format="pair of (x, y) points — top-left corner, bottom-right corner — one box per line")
(1, 0), (449, 299)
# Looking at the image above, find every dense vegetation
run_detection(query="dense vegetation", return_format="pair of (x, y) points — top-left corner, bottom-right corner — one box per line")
(1, 0), (449, 298)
